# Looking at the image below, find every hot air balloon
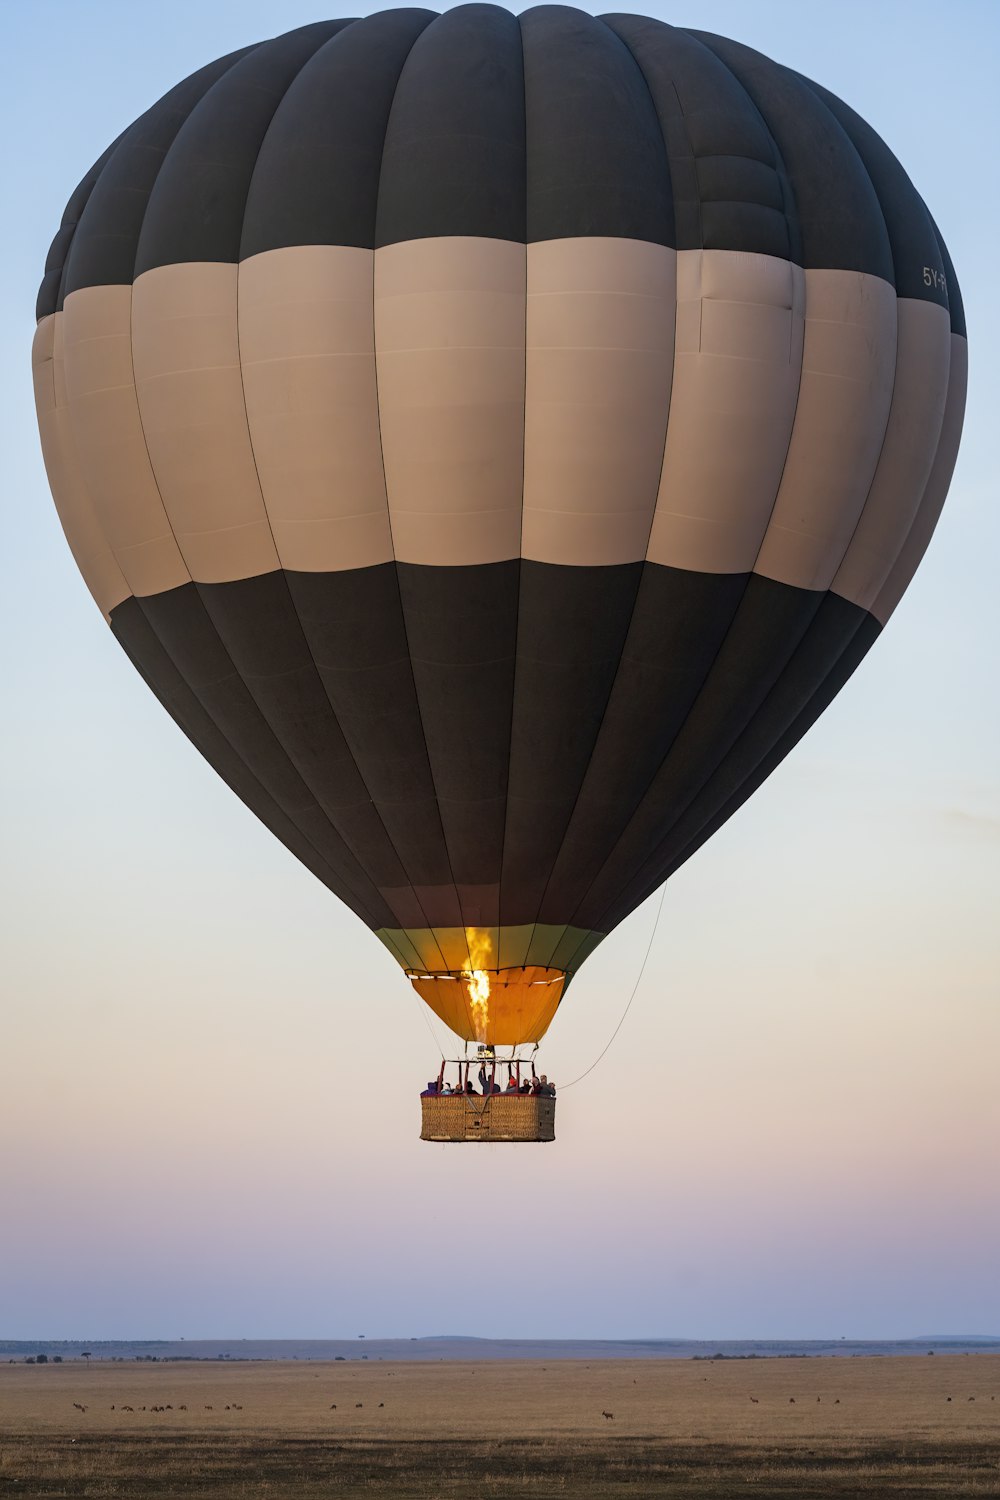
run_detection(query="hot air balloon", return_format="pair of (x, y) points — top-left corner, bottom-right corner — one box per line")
(32, 8), (966, 1141)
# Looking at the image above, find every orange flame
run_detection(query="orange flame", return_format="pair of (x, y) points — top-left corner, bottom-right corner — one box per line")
(462, 928), (493, 1043)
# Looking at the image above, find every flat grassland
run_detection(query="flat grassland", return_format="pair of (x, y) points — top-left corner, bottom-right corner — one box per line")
(1, 1354), (999, 1497)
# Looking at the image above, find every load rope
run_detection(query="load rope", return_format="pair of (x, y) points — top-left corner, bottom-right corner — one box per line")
(558, 883), (667, 1091)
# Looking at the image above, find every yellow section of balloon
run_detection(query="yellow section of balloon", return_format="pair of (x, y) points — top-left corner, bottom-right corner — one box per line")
(409, 966), (566, 1046)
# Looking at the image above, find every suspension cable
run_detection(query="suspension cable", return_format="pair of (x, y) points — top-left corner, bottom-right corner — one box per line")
(558, 883), (667, 1091)
(408, 978), (446, 1061)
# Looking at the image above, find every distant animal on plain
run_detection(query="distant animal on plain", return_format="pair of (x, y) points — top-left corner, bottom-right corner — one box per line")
(122, 1406), (133, 1413)
(749, 1396), (758, 1404)
(72, 1403), (87, 1413)
(379, 1402), (384, 1407)
(968, 1396), (975, 1401)
(789, 1398), (795, 1404)
(834, 1399), (840, 1404)
(601, 1411), (614, 1420)
(204, 1405), (213, 1411)
(947, 1397), (952, 1402)
(179, 1405), (187, 1411)
(330, 1404), (336, 1409)
(356, 1402), (363, 1408)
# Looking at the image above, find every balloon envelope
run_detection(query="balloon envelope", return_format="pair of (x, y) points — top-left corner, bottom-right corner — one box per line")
(33, 9), (966, 1045)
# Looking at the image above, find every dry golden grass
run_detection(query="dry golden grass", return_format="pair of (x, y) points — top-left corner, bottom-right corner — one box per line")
(1, 1354), (999, 1496)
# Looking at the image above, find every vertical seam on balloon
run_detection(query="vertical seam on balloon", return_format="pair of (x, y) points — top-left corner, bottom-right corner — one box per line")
(59, 42), (263, 309)
(523, 967), (565, 1047)
(232, 21), (453, 967)
(796, 72), (942, 618)
(127, 595), (390, 931)
(373, 928), (413, 972)
(229, 22), (356, 567)
(230, 29), (358, 531)
(497, 10), (529, 971)
(580, 37), (905, 948)
(625, 50), (913, 911)
(58, 41), (270, 601)
(551, 27), (810, 974)
(686, 33), (810, 593)
(533, 21), (741, 973)
(629, 70), (909, 881)
(519, 12), (678, 974)
(394, 928), (429, 973)
(875, 328), (965, 624)
(647, 615), (882, 900)
(43, 309), (132, 616)
(236, 287), (412, 926)
(623, 64), (914, 912)
(528, 16), (679, 971)
(520, 20), (690, 971)
(874, 340), (966, 621)
(124, 37), (330, 592)
(371, 16), (470, 983)
(59, 48), (260, 600)
(51, 135), (125, 315)
(114, 39), (281, 597)
(574, 32), (812, 932)
(125, 285), (192, 595)
(122, 26), (402, 935)
(648, 619), (874, 897)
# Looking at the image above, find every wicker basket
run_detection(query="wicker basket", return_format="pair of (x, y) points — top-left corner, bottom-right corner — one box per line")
(420, 1092), (556, 1143)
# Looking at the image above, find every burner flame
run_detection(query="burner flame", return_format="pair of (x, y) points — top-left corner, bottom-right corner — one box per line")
(462, 928), (493, 1043)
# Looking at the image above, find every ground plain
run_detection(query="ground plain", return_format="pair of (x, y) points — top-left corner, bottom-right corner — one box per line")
(1, 1353), (999, 1496)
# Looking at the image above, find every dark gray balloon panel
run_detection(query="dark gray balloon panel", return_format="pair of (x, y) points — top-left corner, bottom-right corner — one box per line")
(42, 8), (956, 318)
(108, 561), (876, 970)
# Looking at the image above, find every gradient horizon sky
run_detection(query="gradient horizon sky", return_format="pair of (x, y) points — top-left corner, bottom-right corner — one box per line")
(2, 0), (997, 1343)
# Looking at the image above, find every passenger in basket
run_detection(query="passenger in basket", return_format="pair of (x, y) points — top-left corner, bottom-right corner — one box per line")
(519, 1076), (532, 1094)
(477, 1065), (501, 1095)
(440, 1079), (454, 1094)
(420, 1080), (439, 1096)
(505, 1071), (520, 1092)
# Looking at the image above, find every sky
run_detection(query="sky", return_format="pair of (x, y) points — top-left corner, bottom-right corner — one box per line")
(1, 0), (998, 1343)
